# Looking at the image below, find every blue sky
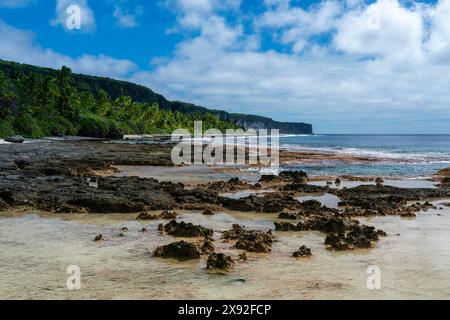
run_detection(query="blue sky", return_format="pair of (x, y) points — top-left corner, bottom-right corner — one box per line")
(0, 0), (449, 134)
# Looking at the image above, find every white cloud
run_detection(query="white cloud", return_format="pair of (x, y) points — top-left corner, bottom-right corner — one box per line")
(2, 0), (450, 133)
(0, 21), (136, 78)
(334, 0), (425, 65)
(131, 0), (450, 133)
(426, 0), (450, 63)
(51, 0), (96, 33)
(257, 0), (342, 53)
(113, 5), (143, 28)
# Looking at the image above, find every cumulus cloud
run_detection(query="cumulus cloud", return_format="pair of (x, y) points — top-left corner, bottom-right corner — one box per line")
(113, 5), (143, 28)
(51, 0), (96, 33)
(131, 0), (450, 133)
(0, 21), (137, 78)
(2, 0), (450, 132)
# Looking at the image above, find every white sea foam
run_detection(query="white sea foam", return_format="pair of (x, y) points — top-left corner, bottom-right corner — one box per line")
(280, 143), (450, 164)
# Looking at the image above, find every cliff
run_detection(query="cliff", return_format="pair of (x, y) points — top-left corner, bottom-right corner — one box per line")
(0, 60), (313, 134)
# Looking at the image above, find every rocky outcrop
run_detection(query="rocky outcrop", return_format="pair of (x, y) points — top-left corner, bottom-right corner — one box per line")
(207, 253), (234, 270)
(154, 241), (201, 261)
(222, 224), (274, 253)
(293, 246), (312, 257)
(160, 220), (213, 238)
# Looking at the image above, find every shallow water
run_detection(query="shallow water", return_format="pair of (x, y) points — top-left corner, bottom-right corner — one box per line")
(1, 197), (450, 299)
(112, 165), (259, 185)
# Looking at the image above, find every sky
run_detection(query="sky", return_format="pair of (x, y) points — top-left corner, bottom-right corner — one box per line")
(0, 0), (449, 134)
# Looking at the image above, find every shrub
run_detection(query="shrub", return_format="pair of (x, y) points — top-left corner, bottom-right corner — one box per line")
(78, 114), (123, 139)
(13, 113), (45, 138)
(0, 118), (15, 137)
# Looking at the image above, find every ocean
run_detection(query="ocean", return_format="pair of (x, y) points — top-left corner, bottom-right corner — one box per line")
(280, 134), (450, 178)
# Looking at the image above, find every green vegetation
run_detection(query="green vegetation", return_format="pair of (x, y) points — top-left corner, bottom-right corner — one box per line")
(0, 63), (239, 139)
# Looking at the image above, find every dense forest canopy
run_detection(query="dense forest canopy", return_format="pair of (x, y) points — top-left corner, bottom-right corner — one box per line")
(0, 60), (313, 136)
(0, 63), (238, 138)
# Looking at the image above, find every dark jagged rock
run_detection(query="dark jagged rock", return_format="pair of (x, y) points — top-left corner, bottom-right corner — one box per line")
(201, 239), (215, 254)
(222, 194), (301, 213)
(281, 183), (329, 193)
(207, 253), (234, 270)
(293, 246), (312, 257)
(278, 211), (298, 220)
(202, 209), (215, 216)
(259, 175), (283, 183)
(94, 234), (103, 242)
(0, 141), (228, 214)
(335, 178), (341, 185)
(141, 228), (149, 233)
(297, 215), (349, 234)
(136, 212), (159, 220)
(4, 136), (25, 144)
(325, 225), (385, 251)
(274, 221), (297, 231)
(238, 252), (248, 262)
(154, 241), (201, 261)
(222, 224), (274, 253)
(337, 185), (450, 216)
(200, 177), (259, 193)
(160, 210), (177, 219)
(279, 170), (309, 183)
(161, 220), (213, 238)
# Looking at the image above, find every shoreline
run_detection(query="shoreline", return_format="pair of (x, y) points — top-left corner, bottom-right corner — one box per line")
(1, 139), (450, 299)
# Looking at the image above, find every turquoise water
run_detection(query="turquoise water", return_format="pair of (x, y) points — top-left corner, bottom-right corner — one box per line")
(280, 135), (450, 177)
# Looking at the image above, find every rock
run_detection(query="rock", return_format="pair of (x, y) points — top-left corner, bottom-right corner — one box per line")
(222, 194), (301, 213)
(324, 234), (349, 251)
(140, 228), (148, 233)
(4, 136), (25, 144)
(274, 221), (297, 231)
(14, 158), (30, 169)
(161, 220), (213, 238)
(201, 238), (215, 254)
(443, 203), (450, 207)
(335, 178), (341, 185)
(202, 209), (215, 216)
(278, 211), (298, 220)
(136, 212), (159, 220)
(259, 175), (283, 183)
(207, 253), (233, 270)
(223, 224), (274, 253)
(94, 234), (103, 242)
(401, 212), (416, 218)
(375, 177), (384, 185)
(337, 185), (450, 216)
(297, 216), (348, 234)
(324, 225), (384, 251)
(121, 227), (128, 232)
(281, 184), (328, 193)
(293, 246), (312, 257)
(300, 200), (322, 212)
(238, 252), (248, 262)
(154, 241), (201, 261)
(0, 199), (8, 211)
(160, 210), (177, 219)
(279, 170), (308, 183)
